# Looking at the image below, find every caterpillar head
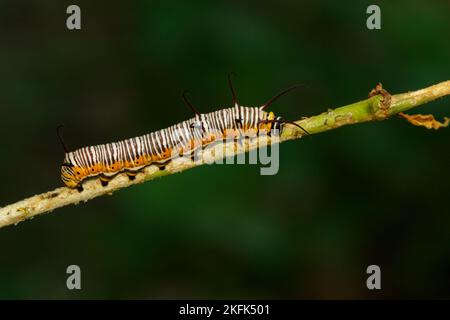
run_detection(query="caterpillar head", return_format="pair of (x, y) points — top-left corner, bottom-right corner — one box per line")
(258, 110), (277, 132)
(258, 111), (308, 135)
(265, 113), (285, 133)
(273, 115), (284, 132)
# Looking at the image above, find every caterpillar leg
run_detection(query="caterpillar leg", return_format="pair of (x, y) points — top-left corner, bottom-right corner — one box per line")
(155, 163), (167, 171)
(125, 171), (138, 180)
(155, 159), (171, 171)
(189, 149), (196, 162)
(99, 175), (112, 187)
(76, 185), (84, 192)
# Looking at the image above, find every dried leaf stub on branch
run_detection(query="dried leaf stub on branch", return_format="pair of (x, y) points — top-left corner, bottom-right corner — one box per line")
(399, 112), (450, 130)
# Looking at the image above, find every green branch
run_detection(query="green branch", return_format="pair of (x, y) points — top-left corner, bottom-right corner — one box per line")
(0, 80), (449, 229)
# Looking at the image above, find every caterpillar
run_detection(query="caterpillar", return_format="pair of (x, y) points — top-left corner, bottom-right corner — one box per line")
(60, 77), (308, 191)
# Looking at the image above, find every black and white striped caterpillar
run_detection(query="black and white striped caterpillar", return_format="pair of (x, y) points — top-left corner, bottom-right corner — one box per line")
(60, 77), (307, 190)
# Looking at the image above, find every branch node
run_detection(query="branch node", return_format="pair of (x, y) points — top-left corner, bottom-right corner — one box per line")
(369, 82), (392, 119)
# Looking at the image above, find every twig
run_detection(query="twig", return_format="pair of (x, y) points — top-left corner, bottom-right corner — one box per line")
(1, 81), (449, 228)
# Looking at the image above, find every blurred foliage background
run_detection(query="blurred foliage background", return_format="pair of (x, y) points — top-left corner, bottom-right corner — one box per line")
(0, 0), (449, 299)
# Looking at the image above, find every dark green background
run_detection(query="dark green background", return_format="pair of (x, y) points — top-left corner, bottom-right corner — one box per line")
(0, 0), (449, 299)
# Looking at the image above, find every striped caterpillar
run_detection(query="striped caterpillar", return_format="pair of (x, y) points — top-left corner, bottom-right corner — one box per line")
(60, 77), (307, 191)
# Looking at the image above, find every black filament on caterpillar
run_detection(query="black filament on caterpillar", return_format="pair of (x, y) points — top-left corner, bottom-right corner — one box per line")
(58, 76), (308, 191)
